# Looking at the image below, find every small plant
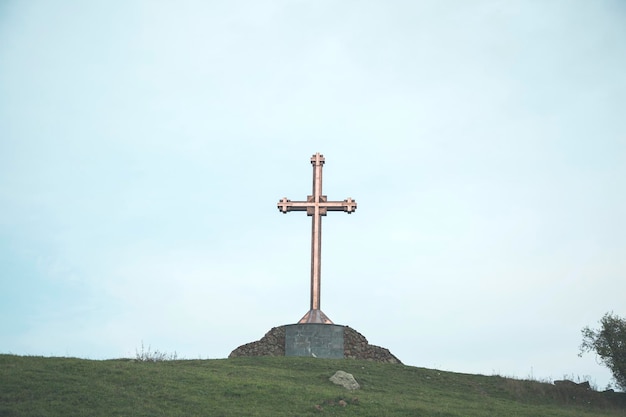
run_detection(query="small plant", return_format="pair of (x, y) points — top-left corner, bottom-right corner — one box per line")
(135, 341), (178, 362)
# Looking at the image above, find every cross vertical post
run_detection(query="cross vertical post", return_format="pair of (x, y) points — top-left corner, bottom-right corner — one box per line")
(278, 153), (357, 324)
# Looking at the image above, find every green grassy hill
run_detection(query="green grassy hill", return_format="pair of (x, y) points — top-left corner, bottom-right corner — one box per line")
(1, 354), (624, 416)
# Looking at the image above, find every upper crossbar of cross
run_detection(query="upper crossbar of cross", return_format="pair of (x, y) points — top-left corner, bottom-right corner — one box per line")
(277, 152), (356, 324)
(278, 153), (356, 215)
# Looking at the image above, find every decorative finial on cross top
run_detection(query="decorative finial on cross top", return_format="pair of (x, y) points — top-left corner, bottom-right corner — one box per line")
(277, 152), (357, 324)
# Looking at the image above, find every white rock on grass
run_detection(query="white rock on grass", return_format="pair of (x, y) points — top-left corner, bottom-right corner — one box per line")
(329, 370), (360, 390)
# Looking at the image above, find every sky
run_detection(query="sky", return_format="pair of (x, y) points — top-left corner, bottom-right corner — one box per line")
(1, 0), (625, 390)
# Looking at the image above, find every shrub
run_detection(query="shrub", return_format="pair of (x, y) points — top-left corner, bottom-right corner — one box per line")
(135, 341), (178, 362)
(580, 312), (626, 391)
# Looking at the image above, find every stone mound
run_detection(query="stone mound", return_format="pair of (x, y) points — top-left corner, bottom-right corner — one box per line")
(229, 325), (402, 364)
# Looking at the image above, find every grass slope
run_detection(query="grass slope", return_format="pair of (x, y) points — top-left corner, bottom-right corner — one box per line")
(1, 354), (624, 417)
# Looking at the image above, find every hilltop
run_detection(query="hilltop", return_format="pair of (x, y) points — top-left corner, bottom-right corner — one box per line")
(1, 354), (624, 416)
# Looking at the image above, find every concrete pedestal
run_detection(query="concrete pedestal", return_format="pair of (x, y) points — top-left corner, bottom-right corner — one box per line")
(284, 324), (344, 358)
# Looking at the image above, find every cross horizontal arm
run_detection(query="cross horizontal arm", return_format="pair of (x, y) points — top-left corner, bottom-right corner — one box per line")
(277, 197), (357, 214)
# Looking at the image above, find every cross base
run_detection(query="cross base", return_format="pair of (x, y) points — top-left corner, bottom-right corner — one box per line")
(298, 309), (333, 324)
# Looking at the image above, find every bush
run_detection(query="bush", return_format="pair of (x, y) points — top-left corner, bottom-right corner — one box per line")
(579, 312), (626, 391)
(135, 341), (178, 362)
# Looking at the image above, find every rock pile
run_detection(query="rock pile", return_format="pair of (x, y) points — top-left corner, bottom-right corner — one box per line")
(229, 326), (286, 357)
(343, 326), (402, 363)
(554, 380), (592, 390)
(229, 325), (401, 364)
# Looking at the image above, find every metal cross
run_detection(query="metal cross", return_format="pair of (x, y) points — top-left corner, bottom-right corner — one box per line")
(278, 153), (357, 324)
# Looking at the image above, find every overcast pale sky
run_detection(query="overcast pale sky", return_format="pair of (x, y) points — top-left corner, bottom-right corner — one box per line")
(1, 0), (625, 389)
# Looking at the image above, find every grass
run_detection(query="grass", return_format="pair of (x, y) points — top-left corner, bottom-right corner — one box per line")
(1, 354), (624, 416)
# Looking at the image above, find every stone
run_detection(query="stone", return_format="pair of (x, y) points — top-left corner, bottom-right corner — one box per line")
(553, 380), (591, 390)
(330, 370), (360, 390)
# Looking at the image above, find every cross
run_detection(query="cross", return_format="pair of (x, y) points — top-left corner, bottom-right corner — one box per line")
(278, 152), (357, 324)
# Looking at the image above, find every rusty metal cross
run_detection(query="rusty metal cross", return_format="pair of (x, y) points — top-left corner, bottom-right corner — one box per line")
(278, 153), (357, 324)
